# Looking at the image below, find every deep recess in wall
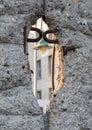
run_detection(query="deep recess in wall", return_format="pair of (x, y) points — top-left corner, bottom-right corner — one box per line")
(26, 18), (64, 113)
(26, 17), (64, 114)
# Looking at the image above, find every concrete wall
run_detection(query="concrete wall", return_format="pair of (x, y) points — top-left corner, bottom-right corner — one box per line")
(45, 0), (92, 130)
(0, 0), (92, 130)
(0, 0), (44, 130)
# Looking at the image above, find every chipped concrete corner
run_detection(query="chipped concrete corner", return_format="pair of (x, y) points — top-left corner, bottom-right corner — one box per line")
(0, 0), (92, 130)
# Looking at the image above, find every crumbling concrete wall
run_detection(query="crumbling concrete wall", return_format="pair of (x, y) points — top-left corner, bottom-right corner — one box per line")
(45, 0), (92, 130)
(0, 0), (92, 130)
(0, 0), (44, 129)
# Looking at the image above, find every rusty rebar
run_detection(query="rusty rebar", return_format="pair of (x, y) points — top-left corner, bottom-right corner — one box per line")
(43, 30), (58, 44)
(52, 45), (55, 91)
(27, 27), (42, 42)
(63, 46), (79, 55)
(23, 23), (27, 54)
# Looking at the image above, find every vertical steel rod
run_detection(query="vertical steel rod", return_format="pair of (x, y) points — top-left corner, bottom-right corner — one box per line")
(52, 45), (55, 91)
(23, 23), (27, 54)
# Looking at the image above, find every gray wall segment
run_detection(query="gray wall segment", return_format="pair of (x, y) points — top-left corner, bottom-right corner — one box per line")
(0, 0), (92, 129)
(0, 0), (43, 44)
(45, 0), (92, 40)
(0, 0), (44, 130)
(45, 0), (92, 130)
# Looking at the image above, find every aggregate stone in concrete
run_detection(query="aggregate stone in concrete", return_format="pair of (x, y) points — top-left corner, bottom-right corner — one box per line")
(45, 0), (92, 130)
(0, 0), (44, 130)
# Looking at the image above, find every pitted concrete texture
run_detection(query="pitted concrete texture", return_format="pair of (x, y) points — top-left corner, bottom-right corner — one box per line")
(0, 0), (43, 44)
(0, 0), (44, 130)
(45, 0), (92, 130)
(0, 115), (43, 130)
(45, 0), (92, 39)
(0, 0), (92, 129)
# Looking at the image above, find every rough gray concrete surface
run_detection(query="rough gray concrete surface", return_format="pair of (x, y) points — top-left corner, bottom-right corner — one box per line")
(0, 0), (92, 130)
(0, 0), (44, 130)
(45, 0), (92, 130)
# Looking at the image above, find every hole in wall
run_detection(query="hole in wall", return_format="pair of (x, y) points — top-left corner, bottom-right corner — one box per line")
(25, 17), (64, 114)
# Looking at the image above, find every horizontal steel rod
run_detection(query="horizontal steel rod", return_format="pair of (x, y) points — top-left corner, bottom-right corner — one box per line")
(27, 27), (59, 44)
(27, 27), (42, 42)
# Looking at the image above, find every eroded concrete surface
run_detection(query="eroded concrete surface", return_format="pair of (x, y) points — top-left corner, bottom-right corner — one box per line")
(45, 0), (92, 130)
(0, 0), (92, 130)
(0, 0), (44, 130)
